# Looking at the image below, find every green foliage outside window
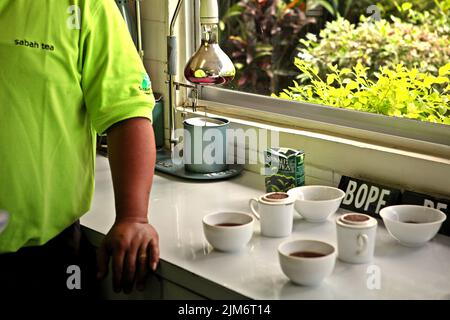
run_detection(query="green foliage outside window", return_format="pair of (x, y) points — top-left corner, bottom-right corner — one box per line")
(276, 60), (450, 124)
(219, 1), (450, 124)
(299, 18), (450, 81)
(277, 1), (450, 124)
(220, 0), (316, 95)
(297, 4), (449, 80)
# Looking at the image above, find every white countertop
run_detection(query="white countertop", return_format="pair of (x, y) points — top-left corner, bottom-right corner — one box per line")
(81, 156), (450, 300)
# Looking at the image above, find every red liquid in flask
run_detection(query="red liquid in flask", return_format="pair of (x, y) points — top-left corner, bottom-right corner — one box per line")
(185, 68), (234, 86)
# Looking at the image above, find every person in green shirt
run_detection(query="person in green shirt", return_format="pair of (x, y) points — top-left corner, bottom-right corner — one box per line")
(0, 0), (160, 297)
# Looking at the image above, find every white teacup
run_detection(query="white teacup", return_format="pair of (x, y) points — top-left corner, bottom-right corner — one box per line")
(249, 193), (295, 237)
(287, 186), (345, 223)
(380, 205), (446, 247)
(278, 239), (336, 286)
(336, 213), (377, 264)
(203, 212), (254, 252)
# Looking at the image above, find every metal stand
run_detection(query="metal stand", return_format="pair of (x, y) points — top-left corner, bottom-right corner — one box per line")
(155, 81), (244, 180)
(156, 149), (243, 181)
(167, 0), (185, 149)
(156, 0), (243, 180)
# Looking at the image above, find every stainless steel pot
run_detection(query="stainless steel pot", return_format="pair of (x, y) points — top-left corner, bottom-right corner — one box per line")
(183, 117), (230, 173)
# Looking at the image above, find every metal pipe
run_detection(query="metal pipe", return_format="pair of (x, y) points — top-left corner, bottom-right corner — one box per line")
(115, 0), (137, 46)
(170, 0), (185, 37)
(168, 0), (185, 147)
(135, 0), (144, 60)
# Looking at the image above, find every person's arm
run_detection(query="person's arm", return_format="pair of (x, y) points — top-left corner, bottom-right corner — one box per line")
(96, 117), (160, 294)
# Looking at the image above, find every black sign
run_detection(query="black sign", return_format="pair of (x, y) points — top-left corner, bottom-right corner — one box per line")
(338, 176), (401, 218)
(401, 191), (450, 236)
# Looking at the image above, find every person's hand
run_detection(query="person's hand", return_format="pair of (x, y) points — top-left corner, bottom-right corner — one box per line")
(96, 220), (160, 293)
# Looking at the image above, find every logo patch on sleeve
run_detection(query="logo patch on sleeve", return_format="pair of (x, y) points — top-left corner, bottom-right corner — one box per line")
(140, 73), (152, 94)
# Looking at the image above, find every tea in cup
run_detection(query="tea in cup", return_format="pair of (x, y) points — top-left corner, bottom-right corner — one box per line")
(203, 212), (254, 252)
(336, 213), (377, 264)
(249, 192), (295, 237)
(278, 239), (336, 286)
(262, 192), (290, 202)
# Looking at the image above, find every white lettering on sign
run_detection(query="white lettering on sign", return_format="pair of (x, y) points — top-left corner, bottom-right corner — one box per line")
(424, 199), (448, 212)
(355, 184), (368, 209)
(376, 189), (391, 214)
(342, 180), (358, 205)
(342, 180), (391, 214)
(365, 186), (379, 211)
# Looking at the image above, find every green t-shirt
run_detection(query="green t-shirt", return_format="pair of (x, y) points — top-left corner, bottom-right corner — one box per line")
(0, 0), (155, 253)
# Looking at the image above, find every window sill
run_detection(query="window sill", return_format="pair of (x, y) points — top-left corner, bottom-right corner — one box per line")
(195, 99), (450, 160)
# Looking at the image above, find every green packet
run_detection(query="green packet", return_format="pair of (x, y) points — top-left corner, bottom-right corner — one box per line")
(264, 148), (305, 192)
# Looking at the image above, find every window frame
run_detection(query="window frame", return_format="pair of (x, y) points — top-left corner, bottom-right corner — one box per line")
(200, 87), (450, 146)
(190, 1), (450, 148)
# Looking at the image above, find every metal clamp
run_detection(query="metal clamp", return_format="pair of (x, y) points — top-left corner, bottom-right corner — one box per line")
(173, 82), (199, 112)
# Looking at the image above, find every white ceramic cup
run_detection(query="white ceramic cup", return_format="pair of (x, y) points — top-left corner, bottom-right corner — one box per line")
(278, 239), (336, 286)
(336, 213), (377, 264)
(380, 205), (447, 247)
(287, 186), (345, 223)
(203, 212), (254, 252)
(249, 194), (295, 237)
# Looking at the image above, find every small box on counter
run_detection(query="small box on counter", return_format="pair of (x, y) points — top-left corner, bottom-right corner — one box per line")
(264, 148), (305, 192)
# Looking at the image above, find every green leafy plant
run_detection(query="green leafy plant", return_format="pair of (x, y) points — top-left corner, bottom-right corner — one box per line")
(315, 0), (357, 19)
(393, 0), (449, 35)
(298, 13), (450, 81)
(383, 0), (447, 21)
(331, 0), (443, 22)
(308, 0), (433, 22)
(220, 0), (316, 94)
(276, 59), (450, 124)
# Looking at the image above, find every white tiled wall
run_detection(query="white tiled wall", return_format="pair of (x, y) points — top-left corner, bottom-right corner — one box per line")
(141, 0), (170, 144)
(141, 0), (167, 72)
(141, 0), (193, 148)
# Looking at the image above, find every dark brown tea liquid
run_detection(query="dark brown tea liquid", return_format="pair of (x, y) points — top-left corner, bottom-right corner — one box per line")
(343, 214), (370, 222)
(265, 193), (289, 200)
(215, 223), (243, 227)
(289, 251), (326, 258)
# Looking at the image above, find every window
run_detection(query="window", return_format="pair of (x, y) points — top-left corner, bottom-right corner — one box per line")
(197, 0), (450, 146)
